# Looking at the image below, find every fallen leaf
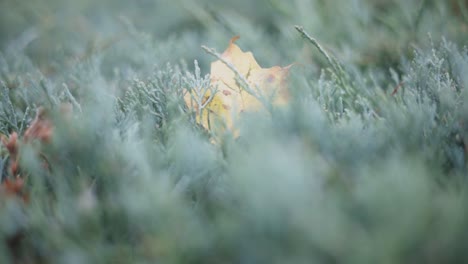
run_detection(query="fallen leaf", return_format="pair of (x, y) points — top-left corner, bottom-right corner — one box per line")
(185, 36), (291, 134)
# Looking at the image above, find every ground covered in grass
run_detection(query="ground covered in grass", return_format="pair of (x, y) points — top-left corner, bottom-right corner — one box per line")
(0, 0), (467, 263)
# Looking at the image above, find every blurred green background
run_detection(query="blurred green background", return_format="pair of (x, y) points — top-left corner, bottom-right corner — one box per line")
(1, 0), (466, 76)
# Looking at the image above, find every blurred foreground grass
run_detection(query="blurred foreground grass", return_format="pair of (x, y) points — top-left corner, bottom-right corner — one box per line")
(0, 0), (468, 263)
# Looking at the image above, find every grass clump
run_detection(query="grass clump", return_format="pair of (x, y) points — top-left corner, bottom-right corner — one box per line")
(0, 0), (467, 263)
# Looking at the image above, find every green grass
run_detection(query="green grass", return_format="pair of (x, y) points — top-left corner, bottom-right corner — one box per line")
(0, 0), (467, 263)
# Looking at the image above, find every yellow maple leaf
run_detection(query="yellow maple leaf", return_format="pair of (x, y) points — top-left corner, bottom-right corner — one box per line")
(185, 36), (291, 134)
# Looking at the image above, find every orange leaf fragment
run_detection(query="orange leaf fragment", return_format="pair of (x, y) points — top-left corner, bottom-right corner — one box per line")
(24, 107), (53, 143)
(1, 177), (28, 202)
